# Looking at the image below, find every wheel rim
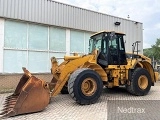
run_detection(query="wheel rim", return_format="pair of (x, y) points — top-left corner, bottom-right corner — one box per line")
(81, 78), (97, 96)
(138, 75), (148, 90)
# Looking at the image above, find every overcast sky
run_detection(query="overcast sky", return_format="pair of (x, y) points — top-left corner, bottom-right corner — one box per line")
(55, 0), (160, 48)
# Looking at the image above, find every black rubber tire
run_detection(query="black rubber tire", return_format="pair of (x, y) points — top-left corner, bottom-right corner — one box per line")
(126, 68), (152, 96)
(68, 68), (103, 105)
(60, 85), (69, 94)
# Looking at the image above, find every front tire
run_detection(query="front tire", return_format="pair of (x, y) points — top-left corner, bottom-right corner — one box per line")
(68, 68), (103, 105)
(127, 68), (152, 96)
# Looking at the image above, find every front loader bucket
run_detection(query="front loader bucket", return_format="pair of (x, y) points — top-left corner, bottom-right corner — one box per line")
(0, 68), (50, 118)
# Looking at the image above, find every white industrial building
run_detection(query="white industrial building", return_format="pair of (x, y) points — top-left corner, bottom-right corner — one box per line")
(0, 0), (143, 73)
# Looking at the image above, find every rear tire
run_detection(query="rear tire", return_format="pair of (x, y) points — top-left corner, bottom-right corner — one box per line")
(68, 68), (103, 105)
(127, 68), (152, 96)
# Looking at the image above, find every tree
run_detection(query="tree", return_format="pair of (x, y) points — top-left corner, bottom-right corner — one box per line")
(143, 48), (153, 58)
(151, 38), (160, 61)
(143, 38), (160, 61)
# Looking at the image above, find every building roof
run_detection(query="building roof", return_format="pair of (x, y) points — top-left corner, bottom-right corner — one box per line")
(0, 0), (142, 33)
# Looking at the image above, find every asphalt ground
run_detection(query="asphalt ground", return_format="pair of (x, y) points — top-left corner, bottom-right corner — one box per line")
(0, 81), (160, 120)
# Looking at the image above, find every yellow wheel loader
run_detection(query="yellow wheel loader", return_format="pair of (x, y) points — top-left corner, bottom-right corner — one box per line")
(0, 31), (158, 118)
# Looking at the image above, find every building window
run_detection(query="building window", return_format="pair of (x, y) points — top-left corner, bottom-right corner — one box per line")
(28, 24), (48, 50)
(4, 20), (27, 49)
(49, 27), (66, 51)
(3, 20), (66, 73)
(85, 33), (92, 53)
(3, 50), (27, 73)
(3, 20), (93, 73)
(28, 51), (48, 72)
(70, 30), (84, 53)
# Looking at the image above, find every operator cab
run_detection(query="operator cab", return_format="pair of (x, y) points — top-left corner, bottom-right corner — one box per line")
(89, 31), (127, 67)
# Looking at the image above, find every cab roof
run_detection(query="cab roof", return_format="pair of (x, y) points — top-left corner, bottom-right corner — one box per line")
(91, 31), (125, 37)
